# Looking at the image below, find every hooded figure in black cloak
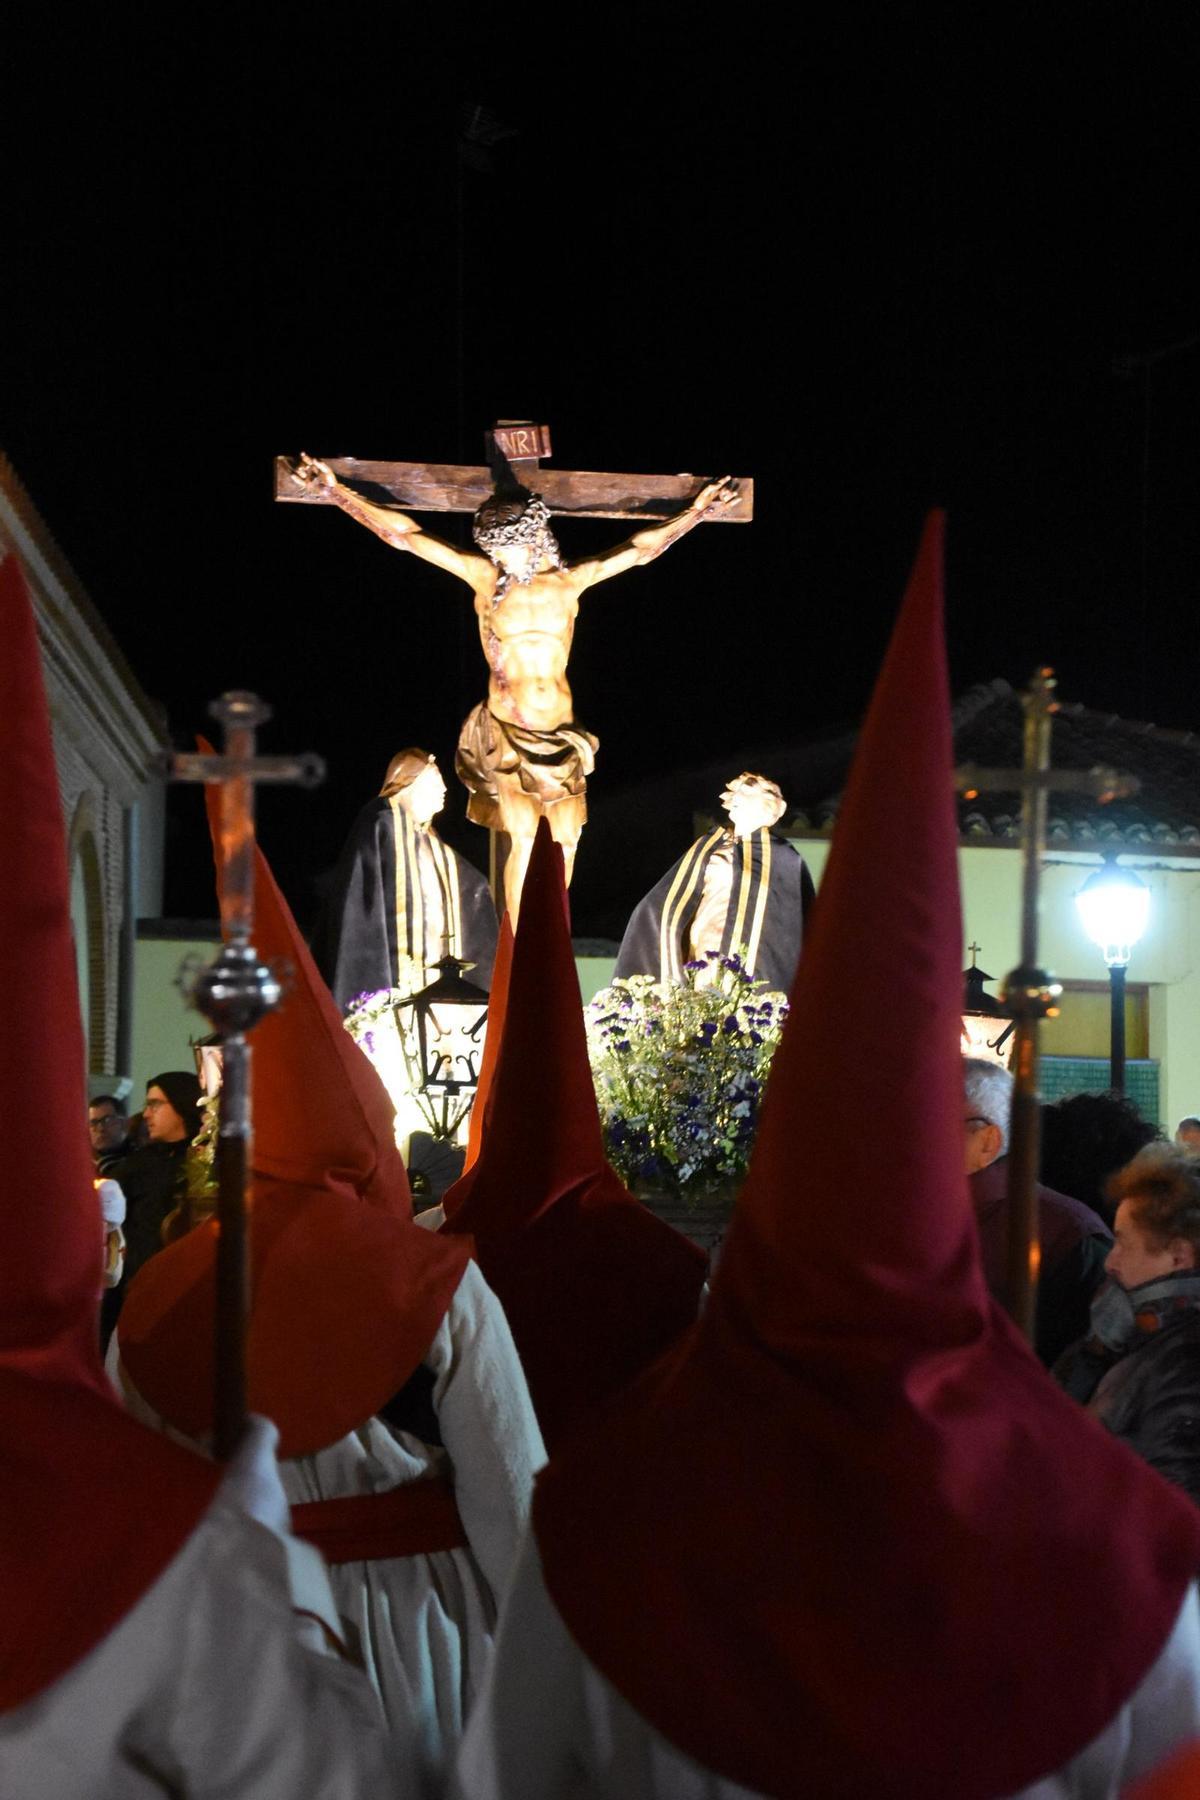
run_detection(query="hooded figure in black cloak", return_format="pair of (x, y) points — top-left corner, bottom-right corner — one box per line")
(314, 749), (499, 1012)
(615, 772), (814, 994)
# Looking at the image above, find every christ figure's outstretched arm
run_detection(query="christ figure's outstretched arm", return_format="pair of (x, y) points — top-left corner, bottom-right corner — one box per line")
(568, 476), (740, 592)
(290, 454), (490, 589)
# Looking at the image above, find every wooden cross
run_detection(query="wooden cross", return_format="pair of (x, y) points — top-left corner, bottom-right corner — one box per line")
(169, 692), (324, 1460)
(953, 668), (1139, 1342)
(274, 419), (755, 523)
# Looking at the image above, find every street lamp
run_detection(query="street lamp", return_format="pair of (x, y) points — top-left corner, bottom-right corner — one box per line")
(394, 954), (491, 1143)
(1074, 857), (1151, 1094)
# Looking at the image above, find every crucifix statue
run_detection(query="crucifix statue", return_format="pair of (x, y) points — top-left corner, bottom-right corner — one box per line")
(277, 425), (751, 917)
(955, 668), (1138, 1341)
(170, 691), (324, 1458)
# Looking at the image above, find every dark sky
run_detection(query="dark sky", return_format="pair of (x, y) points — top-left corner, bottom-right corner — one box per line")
(5, 24), (1199, 934)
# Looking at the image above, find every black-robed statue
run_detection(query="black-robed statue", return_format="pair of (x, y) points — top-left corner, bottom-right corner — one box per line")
(314, 749), (499, 1011)
(615, 772), (815, 994)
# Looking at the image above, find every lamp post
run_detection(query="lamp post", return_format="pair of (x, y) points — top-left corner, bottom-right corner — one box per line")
(1074, 857), (1151, 1094)
(394, 954), (491, 1143)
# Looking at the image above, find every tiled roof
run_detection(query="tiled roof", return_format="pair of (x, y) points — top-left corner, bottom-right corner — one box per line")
(793, 679), (1200, 849)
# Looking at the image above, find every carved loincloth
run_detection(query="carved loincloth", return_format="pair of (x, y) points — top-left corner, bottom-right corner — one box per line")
(455, 703), (598, 830)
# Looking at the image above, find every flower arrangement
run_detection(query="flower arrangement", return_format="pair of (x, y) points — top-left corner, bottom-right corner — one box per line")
(585, 952), (788, 1194)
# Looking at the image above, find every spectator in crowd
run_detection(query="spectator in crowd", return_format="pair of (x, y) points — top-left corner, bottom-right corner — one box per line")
(1176, 1117), (1200, 1153)
(101, 1073), (202, 1351)
(88, 1094), (130, 1175)
(111, 1073), (202, 1287)
(1040, 1089), (1163, 1227)
(964, 1056), (1112, 1366)
(1055, 1144), (1200, 1506)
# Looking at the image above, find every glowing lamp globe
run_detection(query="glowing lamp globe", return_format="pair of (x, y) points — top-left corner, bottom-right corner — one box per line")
(1074, 861), (1151, 969)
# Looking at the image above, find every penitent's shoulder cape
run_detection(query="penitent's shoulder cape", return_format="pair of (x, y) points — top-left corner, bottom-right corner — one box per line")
(314, 797), (499, 1011)
(614, 826), (814, 992)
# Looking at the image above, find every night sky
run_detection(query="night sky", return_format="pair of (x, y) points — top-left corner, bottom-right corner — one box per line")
(5, 24), (1198, 936)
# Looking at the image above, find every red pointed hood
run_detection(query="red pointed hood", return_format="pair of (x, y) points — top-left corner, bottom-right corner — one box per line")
(0, 551), (113, 1395)
(445, 822), (608, 1228)
(119, 746), (470, 1457)
(463, 910), (514, 1173)
(534, 515), (1200, 1798)
(717, 510), (986, 1360)
(442, 820), (705, 1447)
(0, 551), (218, 1710)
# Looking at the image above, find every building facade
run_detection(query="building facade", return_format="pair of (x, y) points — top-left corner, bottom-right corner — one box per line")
(1, 454), (167, 1096)
(786, 681), (1200, 1130)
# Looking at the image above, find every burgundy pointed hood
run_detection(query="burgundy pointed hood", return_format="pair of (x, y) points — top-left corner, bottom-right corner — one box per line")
(534, 515), (1200, 1798)
(0, 551), (218, 1710)
(442, 820), (705, 1447)
(119, 745), (470, 1457)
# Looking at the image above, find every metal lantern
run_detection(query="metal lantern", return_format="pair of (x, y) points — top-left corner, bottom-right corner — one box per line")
(960, 944), (1015, 1065)
(394, 955), (491, 1142)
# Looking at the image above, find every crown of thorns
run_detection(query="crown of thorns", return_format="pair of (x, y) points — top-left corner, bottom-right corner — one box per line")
(472, 491), (560, 556)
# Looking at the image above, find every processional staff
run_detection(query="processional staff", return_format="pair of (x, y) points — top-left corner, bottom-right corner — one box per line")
(168, 692), (324, 1460)
(955, 669), (1138, 1343)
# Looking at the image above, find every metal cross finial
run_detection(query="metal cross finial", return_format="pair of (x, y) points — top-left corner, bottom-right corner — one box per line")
(168, 691), (324, 1460)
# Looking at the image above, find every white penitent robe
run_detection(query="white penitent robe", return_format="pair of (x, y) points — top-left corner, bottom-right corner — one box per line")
(114, 1260), (544, 1785)
(453, 1535), (1200, 1800)
(278, 1259), (545, 1778)
(0, 1421), (401, 1800)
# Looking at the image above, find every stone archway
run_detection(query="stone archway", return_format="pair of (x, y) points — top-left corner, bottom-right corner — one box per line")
(68, 796), (107, 1073)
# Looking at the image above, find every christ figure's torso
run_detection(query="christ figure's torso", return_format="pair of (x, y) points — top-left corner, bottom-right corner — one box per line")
(475, 570), (581, 731)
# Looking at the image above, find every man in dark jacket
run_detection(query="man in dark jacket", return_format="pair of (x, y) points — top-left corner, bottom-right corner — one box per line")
(102, 1072), (202, 1349)
(1055, 1143), (1200, 1506)
(112, 1072), (202, 1282)
(963, 1056), (1112, 1367)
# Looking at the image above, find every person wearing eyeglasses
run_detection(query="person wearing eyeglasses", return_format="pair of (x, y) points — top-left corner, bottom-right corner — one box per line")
(87, 1094), (130, 1174)
(963, 1056), (1112, 1366)
(104, 1073), (202, 1343)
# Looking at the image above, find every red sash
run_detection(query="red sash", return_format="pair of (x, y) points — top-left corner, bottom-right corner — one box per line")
(291, 1479), (467, 1564)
